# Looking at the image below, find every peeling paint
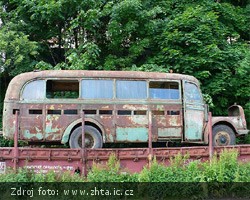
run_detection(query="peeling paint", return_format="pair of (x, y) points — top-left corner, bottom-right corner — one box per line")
(158, 127), (181, 137)
(131, 116), (148, 125)
(24, 130), (43, 140)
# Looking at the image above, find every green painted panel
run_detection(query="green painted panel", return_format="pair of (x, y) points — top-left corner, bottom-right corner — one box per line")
(185, 110), (204, 140)
(158, 127), (181, 137)
(116, 127), (148, 142)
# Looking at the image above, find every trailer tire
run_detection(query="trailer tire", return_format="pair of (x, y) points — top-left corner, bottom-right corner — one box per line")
(69, 125), (103, 149)
(212, 125), (236, 146)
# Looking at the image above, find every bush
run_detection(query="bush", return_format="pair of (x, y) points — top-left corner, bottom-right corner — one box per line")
(87, 153), (138, 182)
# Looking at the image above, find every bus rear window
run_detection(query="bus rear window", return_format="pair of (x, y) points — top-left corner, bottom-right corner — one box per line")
(46, 80), (79, 99)
(149, 81), (179, 99)
(22, 80), (45, 100)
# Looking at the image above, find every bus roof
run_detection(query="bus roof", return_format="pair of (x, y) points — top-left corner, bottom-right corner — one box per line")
(5, 70), (200, 100)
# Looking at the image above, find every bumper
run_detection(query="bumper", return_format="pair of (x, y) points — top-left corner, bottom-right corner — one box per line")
(238, 129), (249, 135)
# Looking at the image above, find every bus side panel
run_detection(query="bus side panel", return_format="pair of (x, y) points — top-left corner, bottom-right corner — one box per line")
(115, 104), (148, 143)
(19, 103), (44, 140)
(150, 104), (183, 141)
(82, 104), (115, 143)
(2, 102), (17, 139)
(45, 104), (80, 141)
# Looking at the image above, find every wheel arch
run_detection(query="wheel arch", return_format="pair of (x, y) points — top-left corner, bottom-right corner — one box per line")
(61, 118), (105, 144)
(212, 121), (237, 136)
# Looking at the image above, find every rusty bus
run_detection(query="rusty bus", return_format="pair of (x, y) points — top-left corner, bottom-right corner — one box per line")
(2, 70), (249, 148)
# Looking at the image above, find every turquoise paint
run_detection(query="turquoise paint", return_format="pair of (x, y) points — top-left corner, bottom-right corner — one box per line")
(45, 115), (60, 134)
(24, 130), (43, 140)
(185, 110), (203, 140)
(116, 127), (148, 142)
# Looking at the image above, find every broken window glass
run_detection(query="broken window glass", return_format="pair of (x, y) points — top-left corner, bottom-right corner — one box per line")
(46, 80), (79, 99)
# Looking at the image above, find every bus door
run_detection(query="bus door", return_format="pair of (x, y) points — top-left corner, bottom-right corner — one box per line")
(149, 81), (182, 141)
(183, 81), (205, 141)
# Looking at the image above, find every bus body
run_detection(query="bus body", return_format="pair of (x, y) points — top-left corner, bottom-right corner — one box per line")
(3, 70), (249, 148)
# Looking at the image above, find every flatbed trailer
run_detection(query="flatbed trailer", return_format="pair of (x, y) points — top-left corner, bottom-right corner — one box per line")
(1, 145), (250, 175)
(0, 112), (249, 175)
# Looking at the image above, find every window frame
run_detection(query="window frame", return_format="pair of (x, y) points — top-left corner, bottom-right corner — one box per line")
(184, 81), (203, 102)
(148, 80), (181, 101)
(21, 79), (46, 100)
(81, 78), (115, 99)
(45, 79), (80, 99)
(115, 79), (148, 100)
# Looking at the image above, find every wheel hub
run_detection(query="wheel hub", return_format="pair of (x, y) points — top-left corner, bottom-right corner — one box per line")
(214, 131), (230, 146)
(78, 133), (95, 148)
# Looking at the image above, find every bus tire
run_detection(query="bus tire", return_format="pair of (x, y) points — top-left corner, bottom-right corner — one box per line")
(69, 125), (103, 149)
(212, 125), (236, 146)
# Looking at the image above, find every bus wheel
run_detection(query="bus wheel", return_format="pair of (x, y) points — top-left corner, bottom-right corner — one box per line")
(69, 125), (103, 149)
(212, 125), (236, 146)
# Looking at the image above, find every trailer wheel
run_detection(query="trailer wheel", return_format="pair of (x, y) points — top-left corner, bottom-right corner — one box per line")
(69, 125), (103, 149)
(212, 125), (236, 146)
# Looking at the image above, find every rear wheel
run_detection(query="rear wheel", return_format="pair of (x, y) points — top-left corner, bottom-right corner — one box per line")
(69, 125), (103, 149)
(212, 125), (236, 146)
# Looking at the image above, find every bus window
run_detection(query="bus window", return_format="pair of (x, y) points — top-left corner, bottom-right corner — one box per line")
(184, 82), (202, 101)
(149, 81), (179, 99)
(81, 80), (113, 99)
(116, 80), (147, 99)
(22, 80), (45, 100)
(46, 80), (79, 99)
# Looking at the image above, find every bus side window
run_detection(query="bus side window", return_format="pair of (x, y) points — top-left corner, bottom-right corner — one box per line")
(46, 80), (79, 99)
(81, 80), (113, 99)
(22, 80), (45, 100)
(116, 80), (147, 99)
(184, 82), (202, 101)
(149, 81), (179, 99)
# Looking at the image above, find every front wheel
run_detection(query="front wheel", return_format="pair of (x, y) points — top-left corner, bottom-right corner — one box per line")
(212, 125), (236, 146)
(69, 125), (103, 149)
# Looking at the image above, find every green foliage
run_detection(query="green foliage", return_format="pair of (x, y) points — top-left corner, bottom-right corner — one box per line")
(66, 42), (101, 70)
(0, 24), (38, 76)
(201, 149), (239, 182)
(157, 2), (250, 116)
(0, 135), (14, 147)
(137, 149), (246, 183)
(0, 135), (28, 147)
(0, 168), (84, 182)
(87, 153), (138, 182)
